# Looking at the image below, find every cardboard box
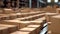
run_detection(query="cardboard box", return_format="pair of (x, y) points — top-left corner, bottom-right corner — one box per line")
(10, 31), (30, 34)
(45, 13), (58, 22)
(3, 9), (14, 14)
(0, 27), (8, 34)
(19, 27), (37, 34)
(1, 20), (31, 29)
(0, 24), (18, 33)
(27, 25), (41, 34)
(48, 15), (60, 34)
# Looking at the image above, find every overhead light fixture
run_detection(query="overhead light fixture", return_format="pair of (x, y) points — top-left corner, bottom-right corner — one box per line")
(47, 0), (51, 3)
(54, 0), (58, 3)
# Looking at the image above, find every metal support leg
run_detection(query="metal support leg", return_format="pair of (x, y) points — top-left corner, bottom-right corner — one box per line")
(37, 0), (39, 8)
(29, 0), (32, 8)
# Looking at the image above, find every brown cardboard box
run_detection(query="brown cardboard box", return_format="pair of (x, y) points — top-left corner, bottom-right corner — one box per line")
(3, 9), (14, 14)
(0, 24), (18, 33)
(14, 13), (44, 21)
(7, 25), (18, 33)
(34, 17), (46, 24)
(27, 25), (41, 34)
(45, 13), (58, 22)
(1, 20), (31, 29)
(20, 14), (44, 21)
(29, 21), (43, 27)
(20, 8), (31, 13)
(56, 8), (60, 14)
(10, 31), (30, 34)
(43, 6), (56, 13)
(0, 27), (8, 34)
(48, 15), (60, 34)
(19, 27), (37, 34)
(34, 17), (46, 21)
(0, 10), (3, 14)
(0, 15), (9, 20)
